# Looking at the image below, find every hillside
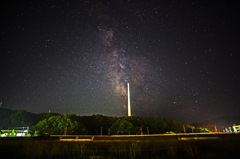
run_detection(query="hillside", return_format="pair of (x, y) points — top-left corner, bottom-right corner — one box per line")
(0, 108), (59, 129)
(191, 115), (240, 132)
(0, 108), (196, 134)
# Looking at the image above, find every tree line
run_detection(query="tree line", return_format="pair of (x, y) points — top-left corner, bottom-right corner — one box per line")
(0, 108), (209, 136)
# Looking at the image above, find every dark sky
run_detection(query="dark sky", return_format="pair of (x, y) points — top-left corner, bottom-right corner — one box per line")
(1, 0), (240, 124)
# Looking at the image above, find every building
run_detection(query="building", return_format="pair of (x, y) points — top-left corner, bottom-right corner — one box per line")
(232, 124), (240, 133)
(0, 127), (31, 137)
(223, 124), (240, 133)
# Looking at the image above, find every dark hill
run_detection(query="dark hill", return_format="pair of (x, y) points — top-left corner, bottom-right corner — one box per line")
(0, 108), (60, 129)
(1, 108), (195, 134)
(191, 115), (240, 132)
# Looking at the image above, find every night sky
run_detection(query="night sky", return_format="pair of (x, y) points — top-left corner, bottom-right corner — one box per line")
(1, 0), (240, 124)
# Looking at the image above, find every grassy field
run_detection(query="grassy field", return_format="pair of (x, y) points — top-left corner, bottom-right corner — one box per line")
(0, 134), (240, 159)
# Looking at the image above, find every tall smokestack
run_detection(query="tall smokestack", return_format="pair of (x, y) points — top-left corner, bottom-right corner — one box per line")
(128, 83), (131, 116)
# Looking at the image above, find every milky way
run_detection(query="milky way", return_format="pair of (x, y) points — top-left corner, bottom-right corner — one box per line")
(88, 9), (164, 117)
(1, 0), (240, 123)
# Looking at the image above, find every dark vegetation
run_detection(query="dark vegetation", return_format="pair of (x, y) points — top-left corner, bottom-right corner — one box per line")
(1, 135), (240, 159)
(1, 108), (206, 136)
(1, 108), (239, 158)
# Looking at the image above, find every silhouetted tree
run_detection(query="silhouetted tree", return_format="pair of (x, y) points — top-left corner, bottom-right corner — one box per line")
(35, 114), (78, 136)
(110, 119), (137, 135)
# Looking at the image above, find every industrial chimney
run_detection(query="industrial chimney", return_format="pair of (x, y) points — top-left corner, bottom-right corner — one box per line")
(128, 83), (131, 116)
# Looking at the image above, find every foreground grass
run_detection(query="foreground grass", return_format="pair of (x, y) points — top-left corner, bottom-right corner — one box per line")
(0, 135), (240, 159)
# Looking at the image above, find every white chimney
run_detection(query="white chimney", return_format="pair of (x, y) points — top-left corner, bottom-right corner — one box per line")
(128, 83), (131, 116)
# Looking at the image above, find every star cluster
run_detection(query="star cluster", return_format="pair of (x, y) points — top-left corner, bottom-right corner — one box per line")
(1, 0), (240, 123)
